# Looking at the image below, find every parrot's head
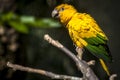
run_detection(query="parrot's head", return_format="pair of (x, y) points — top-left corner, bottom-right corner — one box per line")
(52, 4), (77, 25)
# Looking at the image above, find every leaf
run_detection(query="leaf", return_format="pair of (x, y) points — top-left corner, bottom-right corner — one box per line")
(9, 21), (29, 33)
(20, 16), (35, 23)
(35, 18), (61, 28)
(0, 12), (61, 34)
(1, 12), (17, 21)
(20, 17), (61, 28)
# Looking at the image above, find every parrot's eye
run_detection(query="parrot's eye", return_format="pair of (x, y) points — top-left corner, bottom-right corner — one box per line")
(60, 7), (64, 11)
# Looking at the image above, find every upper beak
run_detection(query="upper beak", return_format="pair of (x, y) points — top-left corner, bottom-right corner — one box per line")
(52, 9), (59, 18)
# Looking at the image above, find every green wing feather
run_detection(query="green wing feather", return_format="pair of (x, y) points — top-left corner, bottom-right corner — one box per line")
(84, 34), (112, 62)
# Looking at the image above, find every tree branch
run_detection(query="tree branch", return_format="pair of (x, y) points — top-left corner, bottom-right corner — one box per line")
(44, 34), (98, 80)
(6, 34), (117, 80)
(7, 62), (81, 80)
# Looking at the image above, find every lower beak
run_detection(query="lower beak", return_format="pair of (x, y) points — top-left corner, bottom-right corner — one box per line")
(52, 9), (59, 18)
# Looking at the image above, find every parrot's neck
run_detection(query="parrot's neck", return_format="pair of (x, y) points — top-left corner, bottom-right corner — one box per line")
(60, 10), (77, 26)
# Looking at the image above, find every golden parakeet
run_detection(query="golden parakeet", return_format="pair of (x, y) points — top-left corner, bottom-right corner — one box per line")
(52, 4), (112, 76)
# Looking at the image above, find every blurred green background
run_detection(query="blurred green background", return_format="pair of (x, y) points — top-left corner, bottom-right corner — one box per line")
(0, 0), (119, 80)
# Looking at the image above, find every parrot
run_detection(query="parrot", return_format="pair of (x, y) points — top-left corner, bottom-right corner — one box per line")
(51, 4), (112, 76)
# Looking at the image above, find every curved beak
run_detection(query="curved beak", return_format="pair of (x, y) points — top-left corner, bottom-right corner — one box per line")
(52, 9), (59, 18)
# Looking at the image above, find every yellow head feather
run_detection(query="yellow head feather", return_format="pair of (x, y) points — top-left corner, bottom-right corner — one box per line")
(52, 4), (77, 25)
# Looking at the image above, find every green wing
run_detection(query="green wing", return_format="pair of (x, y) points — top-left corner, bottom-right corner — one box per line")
(84, 34), (112, 62)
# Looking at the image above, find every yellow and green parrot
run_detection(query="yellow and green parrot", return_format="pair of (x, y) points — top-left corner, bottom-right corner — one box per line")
(52, 4), (112, 76)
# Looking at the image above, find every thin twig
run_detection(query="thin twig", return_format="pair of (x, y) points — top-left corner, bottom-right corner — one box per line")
(44, 34), (98, 80)
(7, 62), (82, 80)
(109, 74), (117, 80)
(87, 60), (95, 66)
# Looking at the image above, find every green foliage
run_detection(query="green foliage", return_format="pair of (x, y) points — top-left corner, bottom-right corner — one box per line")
(9, 21), (29, 33)
(0, 12), (61, 33)
(20, 16), (60, 28)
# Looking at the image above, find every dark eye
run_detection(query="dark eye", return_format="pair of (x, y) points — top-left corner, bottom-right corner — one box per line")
(60, 8), (64, 11)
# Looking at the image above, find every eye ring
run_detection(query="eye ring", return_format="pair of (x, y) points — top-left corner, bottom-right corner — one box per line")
(60, 7), (64, 11)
